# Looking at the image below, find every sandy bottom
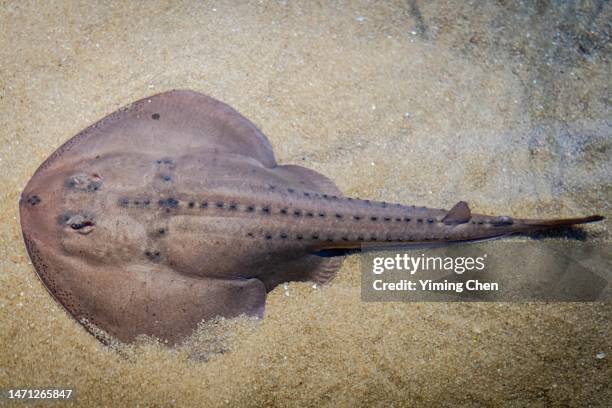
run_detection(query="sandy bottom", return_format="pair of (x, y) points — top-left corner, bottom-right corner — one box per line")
(1, 1), (610, 406)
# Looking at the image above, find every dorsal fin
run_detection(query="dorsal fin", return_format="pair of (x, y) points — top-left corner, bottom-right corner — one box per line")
(442, 201), (471, 224)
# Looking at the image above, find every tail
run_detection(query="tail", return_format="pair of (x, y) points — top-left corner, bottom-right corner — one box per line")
(442, 201), (605, 236)
(520, 215), (604, 229)
(310, 199), (604, 254)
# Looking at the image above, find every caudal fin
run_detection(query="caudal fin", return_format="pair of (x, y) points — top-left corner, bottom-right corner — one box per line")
(521, 215), (604, 228)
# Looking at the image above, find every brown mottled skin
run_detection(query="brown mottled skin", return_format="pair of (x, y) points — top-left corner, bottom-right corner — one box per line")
(19, 90), (604, 344)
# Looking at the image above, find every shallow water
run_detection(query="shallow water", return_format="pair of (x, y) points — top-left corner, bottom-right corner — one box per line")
(1, 1), (610, 406)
